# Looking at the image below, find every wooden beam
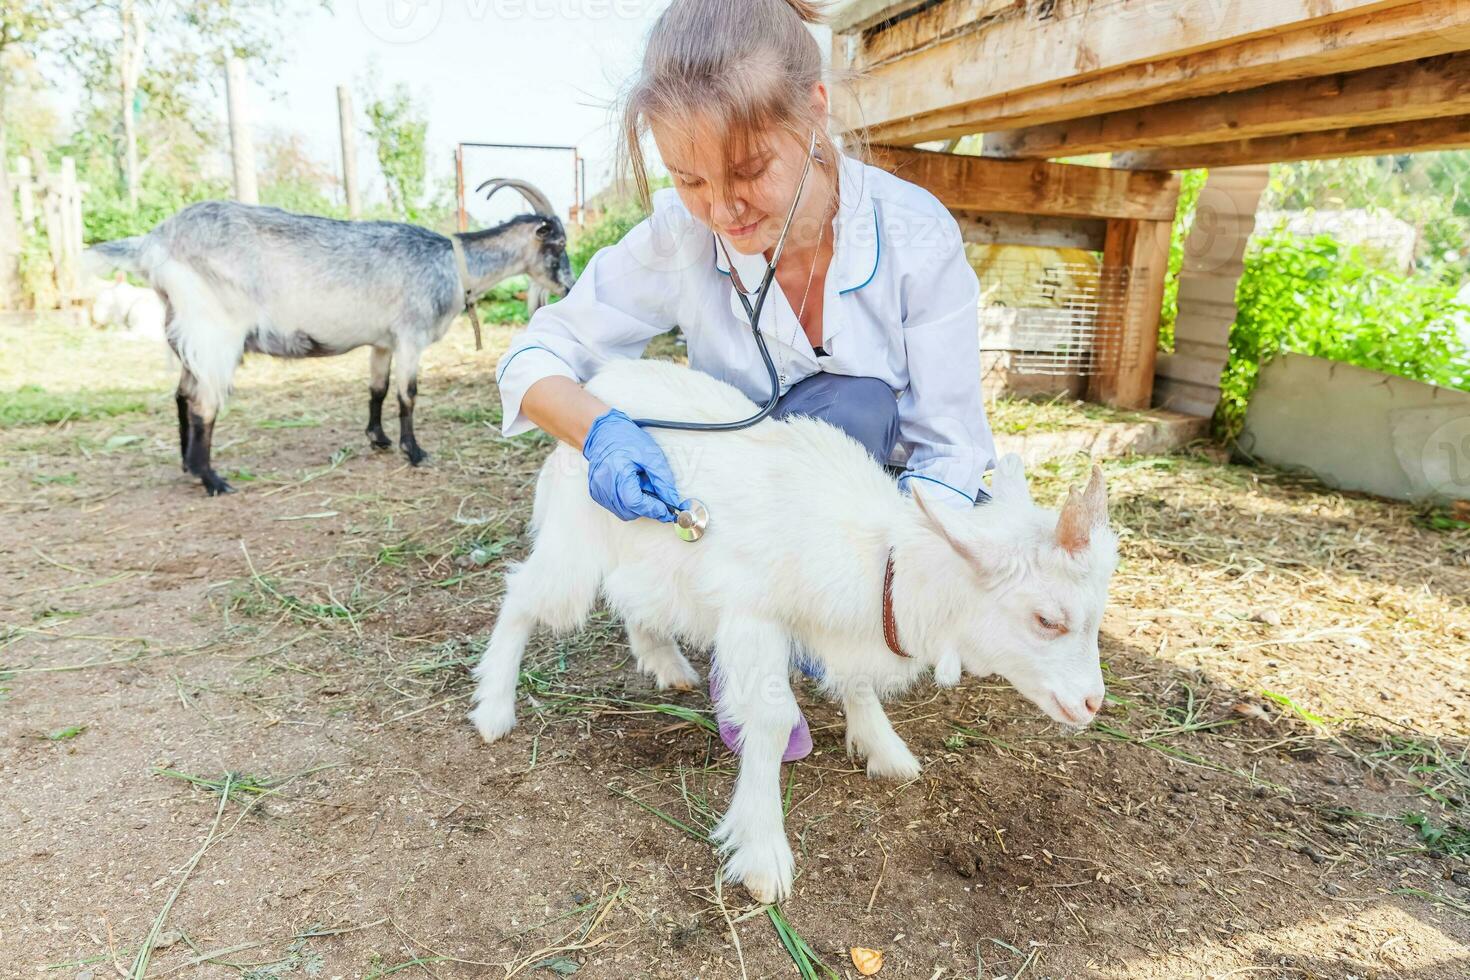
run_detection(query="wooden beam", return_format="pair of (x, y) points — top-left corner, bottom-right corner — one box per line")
(834, 0), (1468, 143)
(866, 144), (1180, 221)
(828, 0), (933, 34)
(1114, 114), (1470, 169)
(955, 212), (1107, 250)
(1088, 218), (1172, 409)
(984, 52), (1470, 158)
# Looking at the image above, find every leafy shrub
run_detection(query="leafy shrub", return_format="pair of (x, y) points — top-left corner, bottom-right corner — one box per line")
(1218, 229), (1470, 440)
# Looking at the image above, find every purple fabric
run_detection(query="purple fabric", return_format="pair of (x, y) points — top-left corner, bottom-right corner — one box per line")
(709, 671), (812, 763)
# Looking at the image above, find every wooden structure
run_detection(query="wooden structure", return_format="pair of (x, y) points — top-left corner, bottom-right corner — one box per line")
(832, 0), (1470, 411)
(7, 155), (86, 308)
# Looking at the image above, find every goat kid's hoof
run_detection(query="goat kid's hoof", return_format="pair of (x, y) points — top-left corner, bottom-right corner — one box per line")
(468, 698), (517, 743)
(649, 657), (701, 692)
(847, 735), (922, 781)
(720, 844), (795, 905)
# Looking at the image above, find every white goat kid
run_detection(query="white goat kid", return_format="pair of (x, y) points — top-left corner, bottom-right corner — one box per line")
(470, 359), (1118, 902)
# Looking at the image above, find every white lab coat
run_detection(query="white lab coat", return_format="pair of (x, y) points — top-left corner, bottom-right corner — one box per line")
(495, 149), (997, 505)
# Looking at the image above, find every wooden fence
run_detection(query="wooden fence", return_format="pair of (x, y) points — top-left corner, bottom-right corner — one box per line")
(8, 155), (87, 308)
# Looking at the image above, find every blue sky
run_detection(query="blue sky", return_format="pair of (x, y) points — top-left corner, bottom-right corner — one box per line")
(249, 1), (671, 222)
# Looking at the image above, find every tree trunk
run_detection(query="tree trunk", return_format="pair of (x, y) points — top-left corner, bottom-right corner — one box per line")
(119, 0), (146, 210)
(0, 82), (24, 310)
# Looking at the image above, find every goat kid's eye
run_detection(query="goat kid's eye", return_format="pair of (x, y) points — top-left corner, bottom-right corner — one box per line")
(1035, 613), (1068, 635)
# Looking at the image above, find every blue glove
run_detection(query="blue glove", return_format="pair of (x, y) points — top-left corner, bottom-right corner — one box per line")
(582, 408), (682, 523)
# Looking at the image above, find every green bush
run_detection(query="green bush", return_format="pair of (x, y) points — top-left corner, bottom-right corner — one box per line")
(1218, 229), (1470, 440)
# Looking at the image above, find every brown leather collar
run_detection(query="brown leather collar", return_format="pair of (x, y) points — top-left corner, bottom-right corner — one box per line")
(882, 549), (912, 659)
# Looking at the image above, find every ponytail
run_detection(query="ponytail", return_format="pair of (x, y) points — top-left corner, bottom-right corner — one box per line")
(781, 0), (828, 24)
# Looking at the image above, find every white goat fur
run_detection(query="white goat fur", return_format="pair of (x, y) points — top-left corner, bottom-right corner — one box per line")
(470, 359), (1119, 902)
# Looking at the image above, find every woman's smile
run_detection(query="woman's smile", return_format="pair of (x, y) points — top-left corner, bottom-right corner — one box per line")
(725, 217), (763, 239)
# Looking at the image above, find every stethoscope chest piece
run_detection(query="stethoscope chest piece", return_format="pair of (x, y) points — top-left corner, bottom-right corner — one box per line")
(674, 498), (710, 543)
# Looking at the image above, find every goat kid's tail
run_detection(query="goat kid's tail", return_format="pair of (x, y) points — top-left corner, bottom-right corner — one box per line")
(82, 237), (145, 279)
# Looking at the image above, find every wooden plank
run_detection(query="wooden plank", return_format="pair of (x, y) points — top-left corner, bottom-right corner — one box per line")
(844, 0), (1021, 66)
(984, 52), (1470, 158)
(1087, 218), (1172, 409)
(834, 0), (1463, 143)
(828, 0), (934, 34)
(1115, 113), (1470, 169)
(866, 144), (1180, 220)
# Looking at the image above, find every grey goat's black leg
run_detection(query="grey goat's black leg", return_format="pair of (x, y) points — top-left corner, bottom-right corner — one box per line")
(396, 344), (427, 466)
(366, 344), (393, 450)
(176, 373), (232, 497)
(175, 389), (191, 471)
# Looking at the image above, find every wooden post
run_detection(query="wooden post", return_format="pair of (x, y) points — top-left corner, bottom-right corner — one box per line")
(225, 57), (259, 204)
(1154, 166), (1271, 416)
(15, 157), (34, 227)
(56, 157), (81, 303)
(455, 145), (467, 232)
(337, 85), (361, 218)
(1087, 217), (1172, 409)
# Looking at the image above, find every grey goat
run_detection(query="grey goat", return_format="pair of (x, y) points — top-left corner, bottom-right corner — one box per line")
(85, 181), (574, 496)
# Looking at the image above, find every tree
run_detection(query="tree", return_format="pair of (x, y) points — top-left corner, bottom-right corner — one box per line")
(63, 0), (303, 210)
(363, 80), (428, 221)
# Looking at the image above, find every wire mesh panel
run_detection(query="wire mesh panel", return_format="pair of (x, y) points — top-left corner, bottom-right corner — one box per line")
(968, 246), (1131, 378)
(456, 142), (583, 229)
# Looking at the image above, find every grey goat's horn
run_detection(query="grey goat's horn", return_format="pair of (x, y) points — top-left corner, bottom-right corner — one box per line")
(476, 178), (555, 217)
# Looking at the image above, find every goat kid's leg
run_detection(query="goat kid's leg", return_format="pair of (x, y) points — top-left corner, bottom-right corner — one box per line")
(841, 678), (920, 781)
(709, 617), (798, 904)
(366, 345), (393, 450)
(394, 342), (427, 466)
(627, 625), (699, 691)
(469, 584), (537, 743)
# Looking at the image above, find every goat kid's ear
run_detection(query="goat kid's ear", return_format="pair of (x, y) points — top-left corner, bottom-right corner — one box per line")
(913, 484), (986, 577)
(1055, 463), (1109, 555)
(989, 452), (1032, 503)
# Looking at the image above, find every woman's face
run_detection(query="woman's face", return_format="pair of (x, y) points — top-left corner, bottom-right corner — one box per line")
(652, 101), (831, 257)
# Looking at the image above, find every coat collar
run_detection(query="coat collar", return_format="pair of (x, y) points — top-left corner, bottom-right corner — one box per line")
(712, 150), (880, 324)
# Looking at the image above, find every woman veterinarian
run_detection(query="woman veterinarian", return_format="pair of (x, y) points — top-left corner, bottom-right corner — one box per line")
(494, 0), (998, 762)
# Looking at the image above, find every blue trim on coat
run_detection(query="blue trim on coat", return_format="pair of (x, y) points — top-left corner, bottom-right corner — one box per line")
(839, 201), (880, 294)
(495, 344), (562, 385)
(899, 471), (976, 505)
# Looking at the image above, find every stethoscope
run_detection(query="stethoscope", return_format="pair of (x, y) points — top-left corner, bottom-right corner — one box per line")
(632, 131), (823, 543)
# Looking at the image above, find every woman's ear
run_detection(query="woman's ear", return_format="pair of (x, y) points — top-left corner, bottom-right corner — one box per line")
(810, 80), (828, 116)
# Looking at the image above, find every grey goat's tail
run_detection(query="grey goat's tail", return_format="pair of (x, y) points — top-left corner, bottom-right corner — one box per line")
(83, 237), (145, 278)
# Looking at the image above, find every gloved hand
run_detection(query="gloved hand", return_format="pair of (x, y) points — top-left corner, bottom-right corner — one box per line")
(582, 408), (682, 523)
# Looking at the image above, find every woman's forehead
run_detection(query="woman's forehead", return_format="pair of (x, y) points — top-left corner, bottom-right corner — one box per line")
(652, 117), (791, 176)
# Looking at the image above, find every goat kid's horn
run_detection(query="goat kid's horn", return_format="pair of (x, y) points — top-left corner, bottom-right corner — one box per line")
(1056, 464), (1108, 555)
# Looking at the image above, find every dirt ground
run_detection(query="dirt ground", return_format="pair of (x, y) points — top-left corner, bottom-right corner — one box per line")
(2, 317), (1468, 979)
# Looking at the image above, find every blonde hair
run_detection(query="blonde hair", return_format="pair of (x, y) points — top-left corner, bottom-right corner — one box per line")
(618, 0), (860, 213)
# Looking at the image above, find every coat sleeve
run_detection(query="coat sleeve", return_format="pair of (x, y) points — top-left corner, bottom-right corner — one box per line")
(894, 219), (998, 507)
(495, 192), (706, 437)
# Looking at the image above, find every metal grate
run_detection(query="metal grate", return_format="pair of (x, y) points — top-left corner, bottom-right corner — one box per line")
(972, 254), (1131, 377)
